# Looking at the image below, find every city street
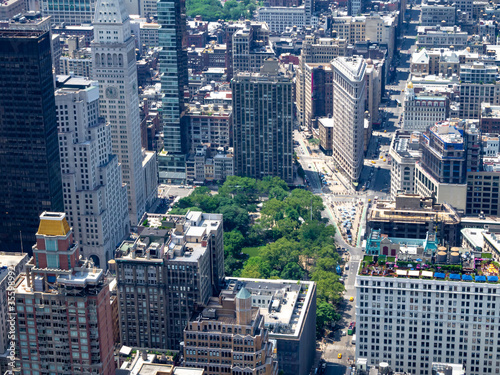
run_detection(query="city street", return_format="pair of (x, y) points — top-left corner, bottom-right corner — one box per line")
(299, 7), (420, 375)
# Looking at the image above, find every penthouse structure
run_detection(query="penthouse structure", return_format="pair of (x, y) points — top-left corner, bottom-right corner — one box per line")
(367, 194), (461, 246)
(115, 211), (224, 350)
(15, 212), (115, 375)
(356, 246), (500, 375)
(222, 278), (317, 375)
(331, 56), (367, 184)
(183, 287), (278, 375)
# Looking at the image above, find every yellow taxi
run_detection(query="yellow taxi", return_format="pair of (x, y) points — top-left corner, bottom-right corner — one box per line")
(338, 353), (342, 359)
(349, 296), (354, 302)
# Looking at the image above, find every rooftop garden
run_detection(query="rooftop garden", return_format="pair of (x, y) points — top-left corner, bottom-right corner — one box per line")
(359, 254), (500, 283)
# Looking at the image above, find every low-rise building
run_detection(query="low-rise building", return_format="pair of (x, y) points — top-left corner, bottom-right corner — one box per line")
(460, 227), (485, 253)
(186, 102), (232, 149)
(420, 2), (456, 26)
(402, 83), (449, 132)
(389, 130), (421, 199)
(367, 193), (461, 245)
(318, 117), (334, 155)
(117, 351), (205, 375)
(480, 103), (500, 133)
(416, 25), (468, 49)
(257, 6), (308, 34)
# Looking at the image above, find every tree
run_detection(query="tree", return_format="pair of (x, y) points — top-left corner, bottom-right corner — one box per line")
(224, 230), (245, 259)
(218, 204), (250, 233)
(280, 262), (304, 280)
(311, 269), (344, 303)
(316, 301), (340, 336)
(240, 256), (271, 279)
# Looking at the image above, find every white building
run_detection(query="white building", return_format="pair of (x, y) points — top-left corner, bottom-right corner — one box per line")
(55, 77), (129, 268)
(389, 130), (421, 199)
(416, 25), (468, 49)
(403, 82), (449, 132)
(331, 56), (367, 183)
(257, 5), (313, 33)
(40, 0), (96, 24)
(91, 0), (157, 226)
(356, 266), (500, 375)
(419, 3), (456, 26)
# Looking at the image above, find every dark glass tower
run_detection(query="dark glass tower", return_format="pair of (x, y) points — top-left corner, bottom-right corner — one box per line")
(0, 30), (63, 252)
(157, 0), (189, 184)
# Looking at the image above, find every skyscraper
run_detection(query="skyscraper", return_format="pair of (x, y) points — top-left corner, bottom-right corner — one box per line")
(157, 0), (189, 184)
(331, 56), (367, 184)
(0, 29), (63, 252)
(232, 59), (294, 183)
(55, 76), (129, 268)
(14, 212), (115, 375)
(91, 0), (158, 226)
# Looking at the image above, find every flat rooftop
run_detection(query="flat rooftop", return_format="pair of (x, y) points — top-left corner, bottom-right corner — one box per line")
(224, 278), (315, 338)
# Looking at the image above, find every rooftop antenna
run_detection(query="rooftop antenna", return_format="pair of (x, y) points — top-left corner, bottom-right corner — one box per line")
(20, 230), (23, 254)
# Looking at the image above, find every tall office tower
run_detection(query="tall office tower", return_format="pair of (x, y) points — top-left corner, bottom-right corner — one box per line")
(0, 253), (29, 374)
(0, 30), (63, 252)
(115, 211), (224, 350)
(232, 59), (294, 183)
(14, 212), (115, 375)
(183, 288), (279, 375)
(92, 0), (158, 226)
(157, 0), (189, 184)
(40, 0), (96, 24)
(331, 56), (367, 184)
(54, 76), (129, 268)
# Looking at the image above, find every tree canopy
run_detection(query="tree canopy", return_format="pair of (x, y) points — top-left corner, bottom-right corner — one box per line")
(169, 176), (344, 336)
(186, 0), (258, 23)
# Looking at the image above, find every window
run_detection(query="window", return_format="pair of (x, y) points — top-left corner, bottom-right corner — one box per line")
(45, 239), (57, 251)
(46, 254), (59, 269)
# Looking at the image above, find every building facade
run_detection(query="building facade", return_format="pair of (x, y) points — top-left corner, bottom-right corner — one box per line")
(40, 0), (96, 24)
(115, 211), (224, 350)
(183, 288), (278, 375)
(232, 59), (294, 183)
(459, 63), (500, 120)
(91, 0), (157, 226)
(0, 29), (63, 252)
(331, 56), (367, 183)
(157, 0), (189, 184)
(55, 76), (129, 268)
(389, 131), (421, 199)
(356, 270), (500, 375)
(15, 212), (115, 375)
(403, 83), (449, 132)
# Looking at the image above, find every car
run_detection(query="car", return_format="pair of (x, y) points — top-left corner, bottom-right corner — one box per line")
(349, 296), (354, 302)
(338, 353), (342, 359)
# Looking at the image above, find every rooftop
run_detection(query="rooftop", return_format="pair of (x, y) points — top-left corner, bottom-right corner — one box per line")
(116, 212), (222, 264)
(224, 278), (315, 338)
(358, 249), (500, 283)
